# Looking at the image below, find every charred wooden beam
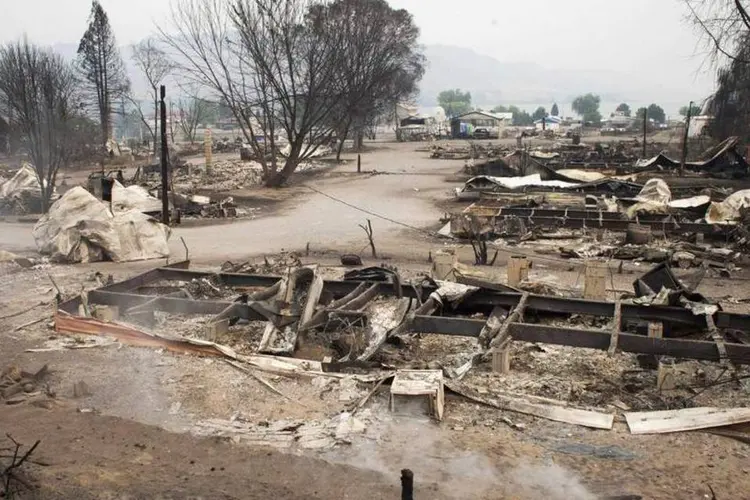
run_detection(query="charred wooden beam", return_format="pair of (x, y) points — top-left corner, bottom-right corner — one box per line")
(409, 316), (750, 364)
(77, 267), (750, 334)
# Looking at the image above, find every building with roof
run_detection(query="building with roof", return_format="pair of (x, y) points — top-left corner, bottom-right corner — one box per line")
(534, 115), (563, 131)
(450, 110), (513, 139)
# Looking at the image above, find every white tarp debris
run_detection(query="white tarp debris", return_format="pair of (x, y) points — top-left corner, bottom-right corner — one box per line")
(105, 139), (121, 157)
(32, 186), (170, 263)
(706, 189), (750, 224)
(669, 195), (711, 209)
(111, 181), (162, 213)
(555, 169), (606, 182)
(280, 144), (332, 158)
(529, 151), (560, 160)
(460, 175), (579, 196)
(627, 179), (710, 217)
(636, 178), (671, 205)
(0, 163), (47, 200)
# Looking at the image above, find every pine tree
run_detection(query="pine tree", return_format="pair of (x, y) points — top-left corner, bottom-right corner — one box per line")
(551, 103), (559, 116)
(77, 1), (130, 147)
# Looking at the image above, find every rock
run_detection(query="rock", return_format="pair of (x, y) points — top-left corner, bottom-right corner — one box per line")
(340, 254), (363, 266)
(73, 381), (92, 398)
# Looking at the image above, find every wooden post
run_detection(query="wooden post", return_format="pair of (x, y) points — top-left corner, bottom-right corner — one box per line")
(357, 154), (361, 173)
(160, 85), (170, 226)
(491, 343), (511, 374)
(507, 255), (529, 287)
(204, 129), (212, 174)
(680, 101), (693, 178)
(401, 469), (414, 500)
(584, 261), (607, 300)
(648, 322), (664, 339)
(657, 360), (677, 391)
(642, 108), (647, 158)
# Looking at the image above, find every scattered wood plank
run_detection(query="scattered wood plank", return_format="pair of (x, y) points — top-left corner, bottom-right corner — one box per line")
(225, 360), (308, 408)
(299, 267), (324, 328)
(350, 375), (393, 414)
(625, 407), (750, 434)
(488, 292), (529, 349)
(446, 379), (614, 430)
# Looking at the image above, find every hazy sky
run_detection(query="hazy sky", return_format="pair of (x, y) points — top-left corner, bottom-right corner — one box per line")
(1, 0), (717, 98)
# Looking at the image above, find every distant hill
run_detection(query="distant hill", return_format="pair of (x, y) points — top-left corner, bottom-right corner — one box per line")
(52, 41), (703, 116)
(418, 44), (701, 114)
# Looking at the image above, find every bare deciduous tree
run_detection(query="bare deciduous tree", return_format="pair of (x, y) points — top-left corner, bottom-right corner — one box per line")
(684, 0), (750, 63)
(230, 0), (351, 186)
(319, 0), (425, 160)
(178, 97), (209, 144)
(685, 1), (750, 139)
(160, 0), (424, 186)
(77, 0), (130, 147)
(0, 40), (82, 212)
(130, 38), (174, 155)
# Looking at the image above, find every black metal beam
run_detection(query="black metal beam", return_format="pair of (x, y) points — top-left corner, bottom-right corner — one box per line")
(410, 316), (750, 364)
(100, 260), (191, 293)
(154, 267), (750, 331)
(89, 290), (268, 321)
(493, 208), (661, 221)
(82, 267), (750, 335)
(495, 216), (730, 235)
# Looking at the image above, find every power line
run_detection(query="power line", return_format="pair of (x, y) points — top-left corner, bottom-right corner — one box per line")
(303, 184), (437, 236)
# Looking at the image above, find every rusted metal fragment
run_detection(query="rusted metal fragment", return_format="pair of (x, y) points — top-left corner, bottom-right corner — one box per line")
(54, 312), (238, 358)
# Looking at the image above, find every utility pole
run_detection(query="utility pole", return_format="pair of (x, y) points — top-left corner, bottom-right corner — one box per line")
(680, 101), (693, 178)
(160, 85), (170, 225)
(642, 109), (648, 158)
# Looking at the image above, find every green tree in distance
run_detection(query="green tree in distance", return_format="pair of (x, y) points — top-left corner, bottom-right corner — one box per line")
(615, 102), (631, 117)
(550, 103), (559, 116)
(679, 104), (701, 117)
(532, 106), (547, 121)
(646, 104), (666, 124)
(491, 104), (533, 126)
(438, 88), (472, 118)
(572, 93), (602, 124)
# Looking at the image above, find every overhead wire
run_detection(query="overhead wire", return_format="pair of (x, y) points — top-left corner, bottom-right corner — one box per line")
(303, 183), (628, 279)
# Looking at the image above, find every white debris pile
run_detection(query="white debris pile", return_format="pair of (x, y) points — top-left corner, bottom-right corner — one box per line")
(0, 163), (56, 214)
(111, 180), (162, 213)
(173, 160), (264, 192)
(280, 144), (332, 158)
(32, 186), (171, 263)
(706, 189), (750, 224)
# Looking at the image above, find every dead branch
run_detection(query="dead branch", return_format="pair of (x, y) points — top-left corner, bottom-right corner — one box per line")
(2, 435), (40, 498)
(358, 219), (377, 258)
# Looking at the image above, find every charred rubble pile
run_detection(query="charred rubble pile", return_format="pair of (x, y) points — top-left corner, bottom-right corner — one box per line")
(47, 255), (750, 434)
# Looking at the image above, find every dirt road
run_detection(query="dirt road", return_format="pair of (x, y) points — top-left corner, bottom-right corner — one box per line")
(0, 143), (463, 262)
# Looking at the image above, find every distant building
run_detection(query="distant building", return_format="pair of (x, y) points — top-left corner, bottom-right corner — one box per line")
(601, 111), (636, 135)
(450, 111), (513, 138)
(534, 115), (562, 131)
